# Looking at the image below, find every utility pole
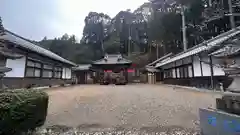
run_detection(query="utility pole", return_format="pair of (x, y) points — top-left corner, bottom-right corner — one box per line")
(98, 21), (105, 54)
(149, 42), (152, 54)
(128, 24), (131, 56)
(228, 0), (236, 29)
(101, 39), (104, 54)
(181, 5), (187, 51)
(208, 0), (212, 7)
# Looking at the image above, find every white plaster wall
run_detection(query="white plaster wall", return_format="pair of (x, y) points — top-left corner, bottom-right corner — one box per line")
(193, 56), (202, 77)
(188, 65), (192, 77)
(177, 68), (180, 78)
(212, 58), (225, 76)
(66, 68), (72, 79)
(213, 66), (225, 76)
(62, 68), (66, 79)
(172, 69), (176, 78)
(5, 56), (26, 78)
(201, 63), (211, 76)
(192, 56), (225, 77)
(201, 57), (211, 76)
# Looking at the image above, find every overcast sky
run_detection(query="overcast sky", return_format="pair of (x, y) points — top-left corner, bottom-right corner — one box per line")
(0, 0), (148, 41)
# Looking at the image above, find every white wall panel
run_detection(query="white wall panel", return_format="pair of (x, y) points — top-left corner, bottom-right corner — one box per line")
(201, 56), (211, 76)
(172, 69), (176, 78)
(5, 56), (26, 77)
(66, 68), (72, 79)
(213, 66), (225, 76)
(188, 65), (192, 77)
(212, 58), (225, 76)
(193, 56), (202, 77)
(193, 56), (225, 77)
(201, 63), (211, 76)
(62, 68), (66, 79)
(177, 68), (180, 78)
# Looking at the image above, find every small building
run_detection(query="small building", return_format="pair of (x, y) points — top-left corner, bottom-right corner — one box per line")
(155, 26), (240, 90)
(91, 54), (132, 84)
(0, 30), (77, 89)
(72, 64), (91, 84)
(145, 53), (172, 84)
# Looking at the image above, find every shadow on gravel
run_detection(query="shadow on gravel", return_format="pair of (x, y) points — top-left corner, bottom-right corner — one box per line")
(140, 126), (199, 134)
(35, 124), (200, 135)
(77, 123), (103, 129)
(45, 125), (71, 133)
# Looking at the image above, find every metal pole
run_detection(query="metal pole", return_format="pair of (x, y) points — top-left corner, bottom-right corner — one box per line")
(156, 43), (159, 59)
(228, 0), (236, 29)
(181, 5), (187, 51)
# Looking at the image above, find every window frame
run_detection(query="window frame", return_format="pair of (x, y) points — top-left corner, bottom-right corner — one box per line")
(25, 58), (63, 79)
(54, 66), (62, 79)
(164, 68), (175, 79)
(25, 59), (43, 78)
(174, 63), (192, 79)
(42, 64), (54, 78)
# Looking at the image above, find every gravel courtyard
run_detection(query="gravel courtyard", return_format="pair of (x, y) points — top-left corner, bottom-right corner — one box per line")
(41, 84), (221, 134)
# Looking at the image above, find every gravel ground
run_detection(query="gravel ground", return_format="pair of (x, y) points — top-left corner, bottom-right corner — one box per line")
(40, 84), (221, 134)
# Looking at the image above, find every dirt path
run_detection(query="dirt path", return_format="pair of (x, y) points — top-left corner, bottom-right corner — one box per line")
(43, 84), (221, 133)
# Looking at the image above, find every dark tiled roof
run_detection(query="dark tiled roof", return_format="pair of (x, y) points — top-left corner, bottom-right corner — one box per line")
(156, 26), (240, 68)
(146, 53), (173, 67)
(210, 45), (240, 57)
(0, 30), (77, 66)
(72, 64), (91, 71)
(93, 54), (132, 65)
(145, 66), (160, 72)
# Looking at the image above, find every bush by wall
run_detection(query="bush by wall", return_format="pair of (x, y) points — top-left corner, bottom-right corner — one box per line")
(0, 90), (49, 135)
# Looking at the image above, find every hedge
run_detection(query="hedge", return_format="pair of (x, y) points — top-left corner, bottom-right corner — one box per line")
(0, 90), (49, 135)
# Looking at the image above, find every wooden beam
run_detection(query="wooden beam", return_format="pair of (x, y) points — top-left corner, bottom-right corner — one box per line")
(175, 61), (177, 79)
(191, 55), (194, 77)
(209, 56), (214, 89)
(24, 52), (29, 77)
(199, 55), (203, 76)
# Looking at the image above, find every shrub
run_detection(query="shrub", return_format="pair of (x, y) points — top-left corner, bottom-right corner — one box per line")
(0, 90), (49, 135)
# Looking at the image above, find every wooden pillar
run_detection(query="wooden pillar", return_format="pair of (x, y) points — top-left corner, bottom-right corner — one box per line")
(209, 56), (214, 90)
(154, 72), (156, 84)
(199, 55), (203, 76)
(191, 55), (194, 77)
(125, 68), (128, 83)
(175, 61), (177, 85)
(84, 72), (87, 84)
